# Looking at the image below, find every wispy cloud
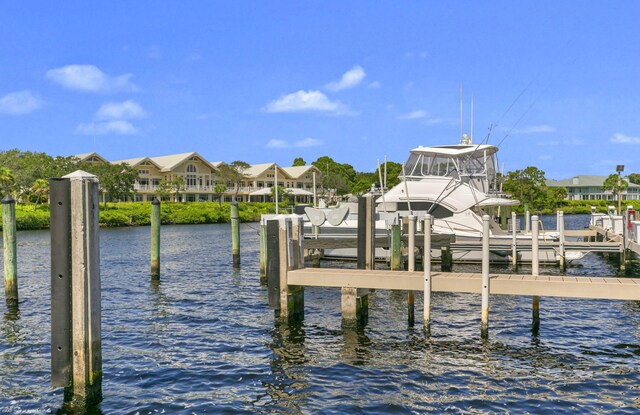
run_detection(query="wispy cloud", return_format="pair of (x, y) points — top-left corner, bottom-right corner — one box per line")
(512, 125), (556, 134)
(266, 137), (323, 149)
(96, 100), (148, 120)
(367, 81), (381, 89)
(397, 110), (427, 120)
(264, 90), (349, 114)
(266, 139), (289, 149)
(295, 137), (322, 148)
(46, 64), (136, 93)
(0, 90), (43, 115)
(539, 154), (553, 160)
(610, 133), (640, 144)
(76, 120), (138, 135)
(325, 66), (366, 92)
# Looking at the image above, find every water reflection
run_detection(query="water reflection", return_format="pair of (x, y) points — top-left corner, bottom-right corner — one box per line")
(258, 320), (307, 414)
(1, 305), (20, 345)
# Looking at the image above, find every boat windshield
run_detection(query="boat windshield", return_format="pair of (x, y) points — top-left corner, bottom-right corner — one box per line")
(403, 149), (497, 188)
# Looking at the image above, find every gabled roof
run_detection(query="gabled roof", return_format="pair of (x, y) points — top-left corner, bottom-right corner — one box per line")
(243, 163), (293, 179)
(282, 165), (320, 179)
(74, 152), (109, 163)
(111, 156), (162, 169)
(147, 152), (218, 172)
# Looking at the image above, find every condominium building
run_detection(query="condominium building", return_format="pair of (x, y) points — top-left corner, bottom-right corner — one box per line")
(78, 152), (320, 203)
(546, 175), (640, 201)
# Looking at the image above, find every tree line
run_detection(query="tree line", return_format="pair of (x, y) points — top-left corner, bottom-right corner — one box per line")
(1, 149), (637, 209)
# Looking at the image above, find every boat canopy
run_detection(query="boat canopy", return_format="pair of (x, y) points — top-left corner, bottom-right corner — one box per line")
(403, 144), (498, 179)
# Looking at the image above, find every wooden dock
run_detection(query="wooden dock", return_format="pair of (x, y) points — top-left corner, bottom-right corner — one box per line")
(288, 268), (640, 301)
(264, 201), (640, 336)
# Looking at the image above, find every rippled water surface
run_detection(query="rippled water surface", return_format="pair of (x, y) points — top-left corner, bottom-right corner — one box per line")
(1, 215), (639, 414)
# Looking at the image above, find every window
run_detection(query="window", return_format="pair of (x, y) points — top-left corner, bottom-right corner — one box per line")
(139, 169), (149, 175)
(187, 164), (197, 173)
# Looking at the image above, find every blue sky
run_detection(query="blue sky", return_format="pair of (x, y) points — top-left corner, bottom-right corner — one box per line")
(1, 2), (639, 179)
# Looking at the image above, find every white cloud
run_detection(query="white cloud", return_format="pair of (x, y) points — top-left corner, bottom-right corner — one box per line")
(266, 139), (289, 148)
(96, 100), (147, 120)
(0, 90), (43, 115)
(295, 137), (322, 148)
(264, 90), (349, 114)
(76, 120), (138, 135)
(398, 110), (427, 120)
(512, 125), (556, 134)
(610, 133), (640, 145)
(46, 64), (136, 92)
(325, 66), (366, 92)
(367, 81), (381, 89)
(266, 137), (323, 149)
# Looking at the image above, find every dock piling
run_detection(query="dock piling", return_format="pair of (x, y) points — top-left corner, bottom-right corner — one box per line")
(481, 215), (490, 338)
(440, 246), (452, 272)
(407, 215), (416, 326)
(558, 211), (565, 271)
(259, 221), (267, 282)
(531, 215), (540, 333)
(231, 201), (240, 267)
(423, 214), (432, 332)
(390, 223), (402, 270)
(511, 211), (518, 269)
(525, 209), (531, 233)
(346, 197), (371, 325)
(58, 172), (102, 406)
(150, 198), (161, 278)
(2, 195), (18, 306)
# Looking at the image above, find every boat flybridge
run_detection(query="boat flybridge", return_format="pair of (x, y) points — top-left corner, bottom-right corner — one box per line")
(304, 134), (585, 263)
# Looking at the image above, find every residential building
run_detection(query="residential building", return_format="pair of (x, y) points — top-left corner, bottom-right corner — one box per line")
(77, 151), (320, 203)
(547, 175), (640, 201)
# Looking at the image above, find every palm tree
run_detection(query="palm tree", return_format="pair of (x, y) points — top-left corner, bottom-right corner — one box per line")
(31, 178), (50, 210)
(0, 167), (16, 198)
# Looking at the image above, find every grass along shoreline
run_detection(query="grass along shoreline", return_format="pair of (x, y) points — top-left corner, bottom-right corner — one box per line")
(1, 200), (639, 231)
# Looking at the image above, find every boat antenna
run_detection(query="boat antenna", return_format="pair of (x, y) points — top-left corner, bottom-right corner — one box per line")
(459, 84), (463, 141)
(470, 94), (474, 143)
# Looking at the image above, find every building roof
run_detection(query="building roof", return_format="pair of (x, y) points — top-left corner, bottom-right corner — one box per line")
(74, 152), (109, 163)
(547, 175), (640, 189)
(243, 163), (293, 179)
(147, 152), (218, 172)
(282, 165), (320, 179)
(111, 156), (162, 169)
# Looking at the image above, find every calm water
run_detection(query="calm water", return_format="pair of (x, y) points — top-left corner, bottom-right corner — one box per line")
(1, 215), (639, 414)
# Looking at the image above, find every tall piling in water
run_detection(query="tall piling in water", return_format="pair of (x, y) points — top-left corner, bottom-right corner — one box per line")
(390, 223), (402, 271)
(231, 201), (240, 267)
(50, 171), (102, 407)
(2, 195), (18, 305)
(423, 214), (432, 333)
(511, 211), (518, 270)
(150, 198), (161, 278)
(407, 215), (416, 326)
(481, 215), (490, 338)
(531, 215), (540, 334)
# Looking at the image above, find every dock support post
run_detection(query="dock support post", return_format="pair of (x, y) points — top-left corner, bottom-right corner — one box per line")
(68, 172), (102, 406)
(531, 215), (540, 334)
(390, 223), (402, 271)
(440, 245), (452, 272)
(525, 209), (531, 233)
(150, 198), (160, 278)
(407, 215), (416, 326)
(231, 201), (240, 267)
(345, 196), (371, 326)
(511, 211), (518, 270)
(558, 211), (565, 271)
(2, 195), (18, 306)
(259, 220), (267, 282)
(481, 215), (490, 338)
(266, 220), (280, 308)
(423, 214), (432, 333)
(50, 179), (71, 390)
(277, 217), (304, 322)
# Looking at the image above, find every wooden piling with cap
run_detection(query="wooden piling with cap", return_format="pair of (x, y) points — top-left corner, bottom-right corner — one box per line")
(2, 195), (18, 306)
